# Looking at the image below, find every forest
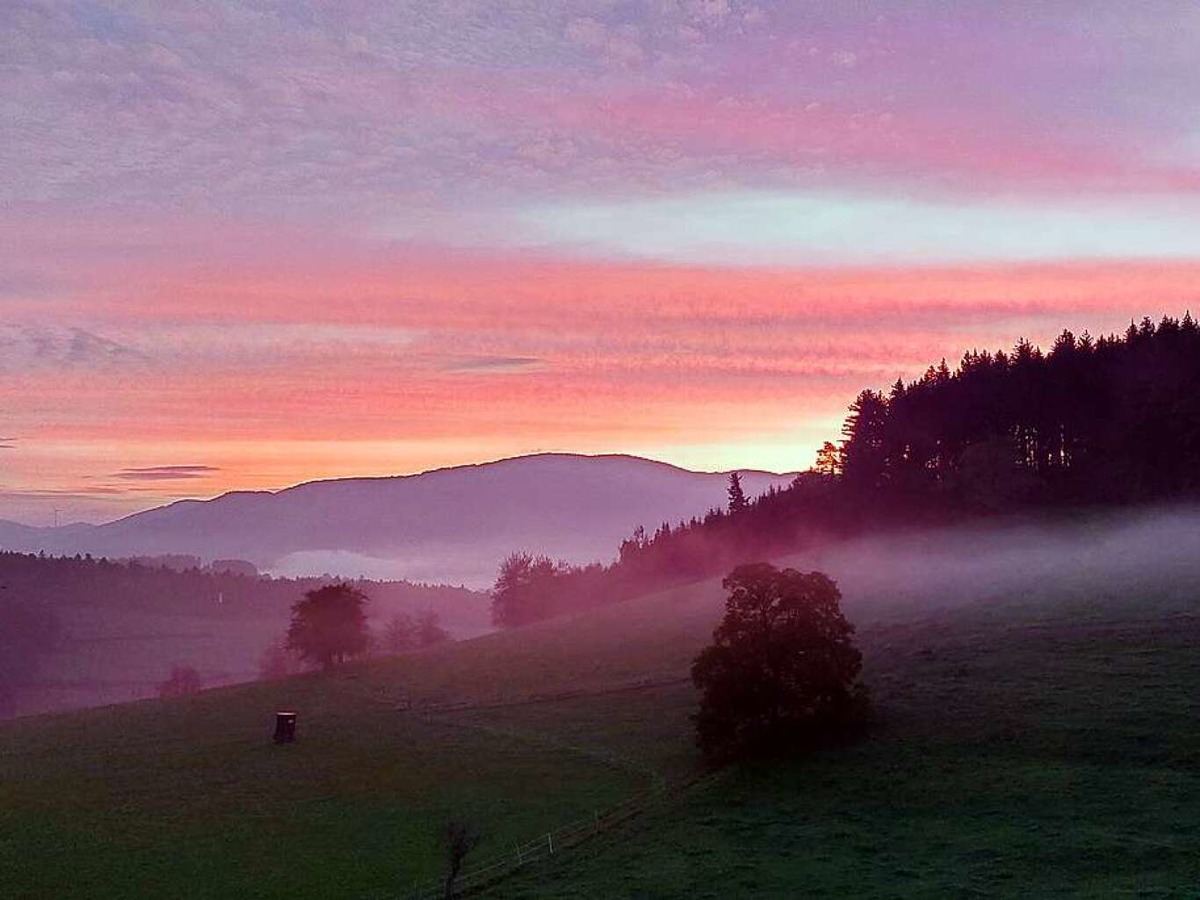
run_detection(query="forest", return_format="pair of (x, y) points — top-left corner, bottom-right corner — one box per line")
(0, 551), (479, 716)
(493, 314), (1200, 627)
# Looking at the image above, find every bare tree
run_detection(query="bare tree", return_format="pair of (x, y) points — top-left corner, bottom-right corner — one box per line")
(158, 665), (201, 699)
(441, 818), (482, 899)
(257, 636), (308, 680)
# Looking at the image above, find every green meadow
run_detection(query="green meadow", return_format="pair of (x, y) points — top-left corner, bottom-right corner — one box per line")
(496, 588), (1200, 897)
(2, 555), (1199, 898)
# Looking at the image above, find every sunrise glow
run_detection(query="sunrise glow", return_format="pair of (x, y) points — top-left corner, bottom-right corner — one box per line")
(4, 3), (1199, 523)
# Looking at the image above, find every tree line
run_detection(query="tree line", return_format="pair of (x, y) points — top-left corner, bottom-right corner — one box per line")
(0, 550), (478, 617)
(837, 314), (1200, 508)
(493, 314), (1200, 627)
(0, 551), (474, 713)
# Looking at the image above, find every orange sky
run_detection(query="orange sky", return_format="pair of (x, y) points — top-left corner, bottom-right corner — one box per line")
(5, 4), (1200, 524)
(4, 242), (1198, 524)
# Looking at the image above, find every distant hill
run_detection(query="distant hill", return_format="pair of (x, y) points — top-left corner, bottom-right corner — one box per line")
(0, 550), (490, 719)
(0, 455), (796, 587)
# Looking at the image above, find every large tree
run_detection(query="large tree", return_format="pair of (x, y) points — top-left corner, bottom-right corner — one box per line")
(692, 563), (868, 763)
(286, 583), (370, 670)
(491, 552), (567, 627)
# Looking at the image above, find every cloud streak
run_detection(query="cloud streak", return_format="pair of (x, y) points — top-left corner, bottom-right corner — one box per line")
(440, 356), (545, 374)
(114, 466), (220, 481)
(0, 326), (147, 371)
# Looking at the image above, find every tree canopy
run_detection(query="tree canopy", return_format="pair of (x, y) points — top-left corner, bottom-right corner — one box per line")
(286, 583), (370, 670)
(158, 665), (202, 699)
(491, 552), (571, 627)
(691, 563), (867, 763)
(380, 609), (449, 653)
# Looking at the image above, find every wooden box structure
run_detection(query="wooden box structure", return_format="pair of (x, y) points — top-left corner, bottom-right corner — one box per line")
(273, 710), (298, 744)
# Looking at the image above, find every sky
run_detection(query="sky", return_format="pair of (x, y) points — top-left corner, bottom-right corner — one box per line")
(3, 1), (1200, 524)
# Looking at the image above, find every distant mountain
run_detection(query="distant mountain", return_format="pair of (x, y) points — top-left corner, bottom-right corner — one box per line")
(0, 454), (796, 587)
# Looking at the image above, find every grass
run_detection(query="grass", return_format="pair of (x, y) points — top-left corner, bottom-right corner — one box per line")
(0, 674), (645, 898)
(493, 588), (1200, 898)
(2, 557), (1198, 898)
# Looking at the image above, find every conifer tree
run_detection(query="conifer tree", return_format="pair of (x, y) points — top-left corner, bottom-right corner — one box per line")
(727, 472), (748, 513)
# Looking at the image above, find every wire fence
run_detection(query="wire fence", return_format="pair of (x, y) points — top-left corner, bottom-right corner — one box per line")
(380, 674), (706, 898)
(400, 787), (667, 899)
(389, 675), (693, 716)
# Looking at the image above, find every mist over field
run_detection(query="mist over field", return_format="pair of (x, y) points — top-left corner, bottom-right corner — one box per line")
(785, 506), (1200, 623)
(564, 505), (1200, 648)
(6, 500), (1197, 724)
(0, 555), (492, 720)
(269, 539), (603, 589)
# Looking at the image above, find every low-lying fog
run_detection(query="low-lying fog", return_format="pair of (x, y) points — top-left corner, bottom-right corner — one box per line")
(271, 506), (1200, 612)
(789, 505), (1200, 622)
(6, 505), (1199, 721)
(267, 539), (617, 589)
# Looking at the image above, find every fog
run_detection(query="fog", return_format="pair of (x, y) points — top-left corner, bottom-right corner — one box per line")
(274, 505), (1200, 628)
(787, 505), (1200, 623)
(268, 539), (618, 590)
(6, 504), (1199, 721)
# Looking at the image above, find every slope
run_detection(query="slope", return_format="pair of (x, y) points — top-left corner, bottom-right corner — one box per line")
(2, 509), (1199, 898)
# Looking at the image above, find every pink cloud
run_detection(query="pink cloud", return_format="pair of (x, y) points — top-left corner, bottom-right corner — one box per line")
(434, 75), (1196, 197)
(4, 237), (1197, 445)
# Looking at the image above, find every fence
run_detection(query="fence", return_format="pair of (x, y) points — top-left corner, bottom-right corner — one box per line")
(391, 675), (693, 716)
(401, 787), (666, 899)
(359, 674), (700, 898)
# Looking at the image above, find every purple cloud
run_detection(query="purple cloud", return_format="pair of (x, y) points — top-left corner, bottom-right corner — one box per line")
(440, 356), (544, 374)
(113, 466), (221, 481)
(3, 1), (1198, 226)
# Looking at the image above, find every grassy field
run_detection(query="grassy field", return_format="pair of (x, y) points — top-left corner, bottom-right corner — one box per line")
(0, 669), (647, 898)
(0, 572), (729, 899)
(494, 588), (1200, 897)
(2, 530), (1199, 898)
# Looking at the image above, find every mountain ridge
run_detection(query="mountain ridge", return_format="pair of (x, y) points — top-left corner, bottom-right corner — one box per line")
(108, 452), (793, 527)
(0, 453), (798, 586)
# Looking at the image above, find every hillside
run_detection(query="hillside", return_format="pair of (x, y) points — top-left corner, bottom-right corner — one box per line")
(2, 508), (1198, 897)
(0, 454), (795, 587)
(0, 552), (489, 719)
